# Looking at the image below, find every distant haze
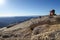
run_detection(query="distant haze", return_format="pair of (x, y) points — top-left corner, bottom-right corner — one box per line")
(0, 0), (60, 17)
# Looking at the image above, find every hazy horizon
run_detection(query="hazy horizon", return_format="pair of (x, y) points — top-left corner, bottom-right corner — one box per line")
(0, 0), (60, 17)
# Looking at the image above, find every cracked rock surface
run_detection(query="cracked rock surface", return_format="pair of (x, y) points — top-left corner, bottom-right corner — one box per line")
(0, 15), (60, 40)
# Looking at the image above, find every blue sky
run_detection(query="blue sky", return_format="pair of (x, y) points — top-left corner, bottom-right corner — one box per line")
(0, 0), (60, 17)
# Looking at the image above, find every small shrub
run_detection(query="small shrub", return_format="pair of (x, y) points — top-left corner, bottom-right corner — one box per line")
(2, 35), (10, 38)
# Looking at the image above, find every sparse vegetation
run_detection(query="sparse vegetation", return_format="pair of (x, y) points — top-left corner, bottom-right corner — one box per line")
(0, 15), (60, 40)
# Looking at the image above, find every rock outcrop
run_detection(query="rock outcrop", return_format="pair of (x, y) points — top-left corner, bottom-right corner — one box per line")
(0, 15), (60, 40)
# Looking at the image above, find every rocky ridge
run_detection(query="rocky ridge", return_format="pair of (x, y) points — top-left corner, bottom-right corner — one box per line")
(0, 15), (60, 40)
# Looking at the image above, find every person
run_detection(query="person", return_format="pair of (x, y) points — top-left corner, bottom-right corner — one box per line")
(49, 9), (56, 18)
(50, 9), (56, 16)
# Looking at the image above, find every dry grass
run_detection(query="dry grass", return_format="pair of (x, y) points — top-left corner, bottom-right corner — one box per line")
(0, 16), (60, 40)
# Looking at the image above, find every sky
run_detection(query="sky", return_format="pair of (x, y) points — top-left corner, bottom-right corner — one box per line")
(0, 0), (60, 17)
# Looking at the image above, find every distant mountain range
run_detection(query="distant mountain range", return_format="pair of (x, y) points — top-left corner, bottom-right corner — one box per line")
(0, 16), (37, 28)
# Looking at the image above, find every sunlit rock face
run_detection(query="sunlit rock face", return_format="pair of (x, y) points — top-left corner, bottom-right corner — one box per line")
(0, 15), (60, 40)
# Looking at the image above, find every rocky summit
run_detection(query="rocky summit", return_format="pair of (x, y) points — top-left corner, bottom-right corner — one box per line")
(0, 15), (60, 40)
